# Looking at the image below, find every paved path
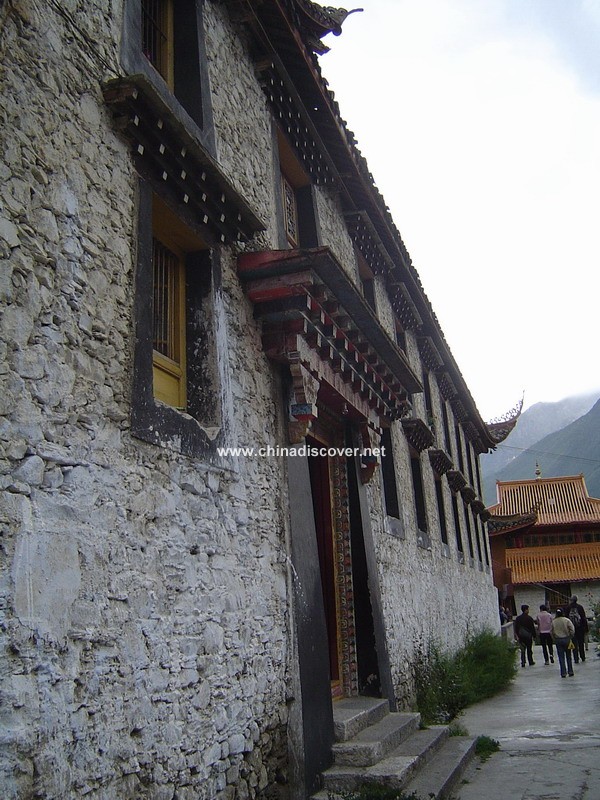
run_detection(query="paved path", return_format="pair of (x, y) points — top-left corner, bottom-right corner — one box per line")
(453, 644), (600, 800)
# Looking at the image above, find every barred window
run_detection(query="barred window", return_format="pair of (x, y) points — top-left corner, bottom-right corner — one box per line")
(152, 235), (186, 409)
(142, 0), (173, 86)
(282, 173), (299, 247)
(152, 239), (181, 361)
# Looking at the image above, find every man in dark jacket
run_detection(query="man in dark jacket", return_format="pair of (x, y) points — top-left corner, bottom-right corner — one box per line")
(567, 595), (589, 663)
(514, 604), (537, 667)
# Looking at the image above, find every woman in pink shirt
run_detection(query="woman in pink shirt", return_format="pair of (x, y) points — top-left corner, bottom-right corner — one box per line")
(535, 604), (554, 665)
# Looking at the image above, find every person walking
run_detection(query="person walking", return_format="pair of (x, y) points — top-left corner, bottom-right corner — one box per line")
(514, 604), (536, 667)
(567, 595), (589, 663)
(551, 608), (575, 678)
(535, 604), (554, 665)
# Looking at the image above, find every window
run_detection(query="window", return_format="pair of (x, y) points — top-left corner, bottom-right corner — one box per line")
(133, 0), (207, 129)
(480, 518), (490, 566)
(473, 510), (483, 563)
(150, 195), (211, 413)
(277, 129), (318, 249)
(466, 442), (476, 487)
(451, 493), (464, 555)
(435, 478), (448, 545)
(131, 187), (219, 456)
(442, 402), (452, 454)
(356, 251), (376, 310)
(395, 320), (406, 352)
(282, 173), (300, 247)
(464, 502), (475, 560)
(142, 0), (173, 86)
(410, 452), (428, 534)
(152, 236), (186, 408)
(380, 428), (400, 519)
(545, 584), (571, 611)
(455, 423), (465, 473)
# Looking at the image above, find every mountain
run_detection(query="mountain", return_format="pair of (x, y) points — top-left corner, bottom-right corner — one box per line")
(481, 392), (600, 504)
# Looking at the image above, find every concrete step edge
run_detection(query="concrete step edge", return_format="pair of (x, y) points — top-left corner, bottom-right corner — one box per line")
(332, 712), (421, 766)
(332, 697), (390, 742)
(403, 736), (477, 799)
(321, 754), (419, 793)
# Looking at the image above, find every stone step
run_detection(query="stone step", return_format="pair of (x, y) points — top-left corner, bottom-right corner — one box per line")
(332, 696), (390, 743)
(331, 711), (421, 767)
(403, 736), (477, 799)
(321, 723), (447, 793)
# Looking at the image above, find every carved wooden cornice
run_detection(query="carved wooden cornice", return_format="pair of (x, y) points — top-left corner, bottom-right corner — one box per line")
(450, 396), (469, 424)
(460, 485), (477, 504)
(401, 417), (434, 453)
(258, 62), (337, 186)
(388, 277), (423, 331)
(471, 499), (486, 516)
(447, 469), (468, 494)
(344, 210), (395, 276)
(428, 448), (453, 477)
(102, 75), (264, 244)
(437, 371), (458, 403)
(418, 336), (445, 372)
(238, 247), (422, 442)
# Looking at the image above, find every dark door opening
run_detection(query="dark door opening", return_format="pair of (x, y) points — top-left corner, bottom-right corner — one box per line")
(307, 443), (342, 696)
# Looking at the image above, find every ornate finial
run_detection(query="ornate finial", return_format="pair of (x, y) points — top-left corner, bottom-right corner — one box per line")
(535, 462), (542, 479)
(486, 393), (524, 444)
(294, 2), (364, 54)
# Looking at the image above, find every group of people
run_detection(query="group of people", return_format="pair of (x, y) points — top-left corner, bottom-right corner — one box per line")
(513, 596), (589, 678)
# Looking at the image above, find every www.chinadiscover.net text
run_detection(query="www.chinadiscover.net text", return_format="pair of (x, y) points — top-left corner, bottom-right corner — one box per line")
(216, 445), (386, 458)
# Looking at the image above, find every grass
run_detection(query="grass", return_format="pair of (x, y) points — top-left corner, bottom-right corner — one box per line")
(447, 720), (468, 737)
(327, 788), (422, 800)
(474, 735), (500, 761)
(413, 630), (517, 724)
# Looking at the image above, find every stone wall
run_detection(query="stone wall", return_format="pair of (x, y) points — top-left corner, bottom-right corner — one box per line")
(0, 3), (293, 798)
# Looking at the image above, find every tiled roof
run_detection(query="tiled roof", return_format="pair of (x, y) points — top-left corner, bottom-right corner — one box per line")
(507, 542), (600, 585)
(488, 475), (600, 525)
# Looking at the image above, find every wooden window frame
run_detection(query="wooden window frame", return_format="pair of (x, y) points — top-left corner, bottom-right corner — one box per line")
(410, 451), (428, 534)
(142, 0), (174, 88)
(151, 195), (207, 411)
(276, 128), (318, 249)
(435, 477), (449, 545)
(380, 428), (400, 520)
(152, 235), (186, 409)
(281, 172), (300, 248)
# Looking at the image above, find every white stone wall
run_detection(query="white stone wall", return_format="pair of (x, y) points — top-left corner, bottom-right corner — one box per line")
(204, 2), (277, 249)
(0, 3), (293, 798)
(365, 413), (499, 707)
(314, 184), (357, 276)
(373, 276), (396, 340)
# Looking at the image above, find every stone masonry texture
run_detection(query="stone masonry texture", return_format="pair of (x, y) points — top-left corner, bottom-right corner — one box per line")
(0, 2), (500, 798)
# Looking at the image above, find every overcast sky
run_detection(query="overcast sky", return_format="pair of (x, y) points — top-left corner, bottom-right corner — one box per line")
(319, 0), (600, 421)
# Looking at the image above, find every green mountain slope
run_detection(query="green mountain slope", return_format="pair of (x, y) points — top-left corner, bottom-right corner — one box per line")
(484, 398), (600, 504)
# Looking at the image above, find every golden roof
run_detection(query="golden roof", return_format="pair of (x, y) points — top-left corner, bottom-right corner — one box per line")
(507, 542), (600, 585)
(488, 474), (600, 526)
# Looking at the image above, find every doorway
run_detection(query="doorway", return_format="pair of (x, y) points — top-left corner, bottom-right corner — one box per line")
(307, 440), (343, 697)
(306, 419), (381, 699)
